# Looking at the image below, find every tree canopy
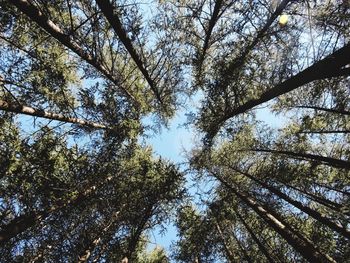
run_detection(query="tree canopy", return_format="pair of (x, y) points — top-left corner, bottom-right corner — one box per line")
(0, 0), (349, 262)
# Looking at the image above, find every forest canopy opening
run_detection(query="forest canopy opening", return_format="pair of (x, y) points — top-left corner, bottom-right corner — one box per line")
(0, 0), (349, 262)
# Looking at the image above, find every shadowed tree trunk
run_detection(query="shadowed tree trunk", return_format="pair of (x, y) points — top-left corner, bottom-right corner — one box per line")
(248, 148), (350, 169)
(313, 182), (350, 196)
(236, 212), (276, 263)
(205, 43), (350, 142)
(212, 173), (336, 263)
(229, 43), (350, 116)
(280, 182), (349, 216)
(0, 99), (111, 131)
(294, 105), (350, 116)
(296, 130), (350, 134)
(196, 0), (224, 71)
(228, 166), (350, 239)
(124, 203), (155, 261)
(0, 211), (47, 245)
(213, 219), (235, 263)
(224, 0), (291, 76)
(8, 0), (136, 102)
(77, 211), (121, 263)
(0, 177), (112, 245)
(95, 0), (161, 103)
(231, 230), (253, 263)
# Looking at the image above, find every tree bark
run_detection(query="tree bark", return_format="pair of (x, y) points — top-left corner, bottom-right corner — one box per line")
(77, 211), (121, 263)
(212, 173), (336, 263)
(230, 42), (350, 114)
(0, 177), (110, 244)
(8, 0), (136, 102)
(249, 148), (350, 169)
(236, 212), (276, 263)
(313, 182), (350, 196)
(231, 231), (253, 263)
(0, 99), (110, 130)
(197, 0), (224, 69)
(225, 0), (290, 75)
(294, 105), (350, 116)
(124, 203), (155, 261)
(281, 182), (349, 216)
(319, 67), (350, 79)
(214, 220), (236, 263)
(95, 0), (161, 104)
(0, 212), (46, 245)
(205, 43), (350, 142)
(230, 166), (350, 239)
(296, 130), (350, 134)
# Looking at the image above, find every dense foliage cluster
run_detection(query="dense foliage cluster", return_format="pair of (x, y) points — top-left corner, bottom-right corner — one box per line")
(0, 0), (349, 262)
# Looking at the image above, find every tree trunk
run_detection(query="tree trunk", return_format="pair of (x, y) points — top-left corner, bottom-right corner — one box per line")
(0, 212), (46, 245)
(231, 231), (253, 263)
(197, 0), (224, 70)
(297, 130), (350, 134)
(281, 182), (349, 216)
(313, 182), (350, 196)
(230, 42), (350, 115)
(249, 148), (350, 169)
(0, 99), (110, 130)
(225, 0), (290, 75)
(236, 212), (276, 263)
(205, 43), (350, 142)
(294, 105), (350, 116)
(124, 204), (155, 261)
(95, 0), (161, 103)
(213, 173), (336, 263)
(230, 166), (350, 239)
(8, 0), (136, 102)
(77, 211), (121, 263)
(214, 220), (236, 263)
(0, 177), (111, 244)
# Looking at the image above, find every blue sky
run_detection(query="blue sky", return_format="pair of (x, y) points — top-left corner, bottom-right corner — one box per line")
(143, 100), (288, 254)
(143, 107), (196, 253)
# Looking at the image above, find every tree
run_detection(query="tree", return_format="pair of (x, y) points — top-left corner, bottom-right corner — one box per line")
(1, 0), (349, 262)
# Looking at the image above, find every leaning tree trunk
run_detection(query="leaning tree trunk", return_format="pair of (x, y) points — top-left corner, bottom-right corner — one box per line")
(231, 231), (253, 263)
(236, 212), (276, 263)
(123, 203), (155, 261)
(294, 105), (350, 116)
(95, 0), (161, 103)
(313, 182), (350, 196)
(225, 43), (350, 121)
(0, 211), (47, 245)
(224, 0), (290, 76)
(8, 0), (135, 102)
(296, 130), (350, 134)
(0, 177), (113, 245)
(205, 43), (350, 142)
(0, 99), (110, 131)
(77, 211), (122, 263)
(196, 0), (224, 74)
(213, 173), (336, 263)
(214, 219), (236, 263)
(248, 148), (350, 169)
(229, 166), (350, 239)
(280, 181), (349, 216)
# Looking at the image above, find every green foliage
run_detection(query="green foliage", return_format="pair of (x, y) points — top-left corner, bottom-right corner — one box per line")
(0, 0), (349, 262)
(136, 245), (169, 263)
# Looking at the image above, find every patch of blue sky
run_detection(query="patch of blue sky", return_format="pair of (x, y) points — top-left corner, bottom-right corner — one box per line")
(142, 96), (289, 255)
(140, 107), (196, 252)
